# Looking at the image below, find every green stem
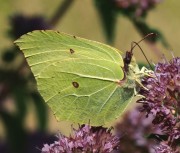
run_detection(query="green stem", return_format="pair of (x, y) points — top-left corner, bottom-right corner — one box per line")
(49, 0), (74, 26)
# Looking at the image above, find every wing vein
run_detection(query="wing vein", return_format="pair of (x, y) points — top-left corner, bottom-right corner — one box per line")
(97, 86), (117, 113)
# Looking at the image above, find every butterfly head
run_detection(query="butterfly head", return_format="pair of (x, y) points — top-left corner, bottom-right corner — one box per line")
(122, 33), (156, 94)
(123, 33), (156, 73)
(123, 50), (133, 72)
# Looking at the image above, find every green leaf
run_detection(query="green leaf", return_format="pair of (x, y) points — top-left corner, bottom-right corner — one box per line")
(15, 30), (135, 126)
(94, 0), (117, 44)
(31, 92), (48, 131)
(0, 111), (26, 153)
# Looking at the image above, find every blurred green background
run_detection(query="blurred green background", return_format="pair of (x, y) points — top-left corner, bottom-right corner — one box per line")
(0, 0), (180, 61)
(0, 0), (180, 153)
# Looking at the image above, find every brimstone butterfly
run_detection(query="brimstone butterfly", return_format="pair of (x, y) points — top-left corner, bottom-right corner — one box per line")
(15, 30), (146, 126)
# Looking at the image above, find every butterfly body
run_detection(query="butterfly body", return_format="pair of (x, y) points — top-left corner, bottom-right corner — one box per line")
(15, 30), (141, 126)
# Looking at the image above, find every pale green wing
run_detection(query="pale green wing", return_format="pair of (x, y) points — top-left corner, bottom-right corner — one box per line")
(15, 30), (134, 126)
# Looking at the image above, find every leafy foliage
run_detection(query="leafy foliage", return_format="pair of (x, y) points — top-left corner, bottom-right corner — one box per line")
(94, 0), (168, 47)
(94, 0), (117, 43)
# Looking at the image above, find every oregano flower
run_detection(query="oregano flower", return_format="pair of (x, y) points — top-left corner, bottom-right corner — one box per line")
(115, 107), (160, 153)
(114, 0), (163, 16)
(41, 125), (119, 153)
(138, 57), (180, 152)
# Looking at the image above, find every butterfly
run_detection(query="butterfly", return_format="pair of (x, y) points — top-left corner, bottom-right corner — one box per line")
(15, 30), (148, 126)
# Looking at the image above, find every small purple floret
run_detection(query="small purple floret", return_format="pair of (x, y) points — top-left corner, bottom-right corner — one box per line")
(138, 57), (180, 152)
(41, 125), (119, 153)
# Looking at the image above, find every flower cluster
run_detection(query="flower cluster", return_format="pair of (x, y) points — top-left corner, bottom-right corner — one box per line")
(41, 125), (119, 153)
(115, 107), (160, 153)
(155, 142), (173, 153)
(154, 141), (180, 153)
(138, 57), (180, 151)
(9, 14), (51, 39)
(114, 0), (163, 16)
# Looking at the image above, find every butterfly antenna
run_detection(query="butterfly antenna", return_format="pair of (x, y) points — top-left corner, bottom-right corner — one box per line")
(132, 41), (154, 71)
(133, 43), (163, 89)
(130, 33), (157, 52)
(124, 33), (157, 72)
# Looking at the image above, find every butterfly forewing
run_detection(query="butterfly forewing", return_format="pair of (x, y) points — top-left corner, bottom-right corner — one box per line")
(15, 30), (135, 126)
